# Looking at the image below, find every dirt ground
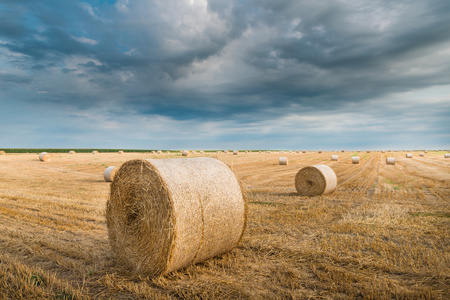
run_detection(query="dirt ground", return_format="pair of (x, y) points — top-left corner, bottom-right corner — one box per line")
(0, 150), (449, 299)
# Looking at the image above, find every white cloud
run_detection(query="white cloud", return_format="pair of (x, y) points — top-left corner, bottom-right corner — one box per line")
(71, 36), (98, 45)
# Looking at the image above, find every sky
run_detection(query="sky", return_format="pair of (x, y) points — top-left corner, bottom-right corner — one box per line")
(0, 0), (449, 150)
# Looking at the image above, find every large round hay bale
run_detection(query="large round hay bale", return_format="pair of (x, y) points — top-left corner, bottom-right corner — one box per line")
(118, 151), (124, 154)
(0, 150), (5, 155)
(302, 151), (306, 153)
(104, 166), (118, 182)
(425, 150), (428, 153)
(331, 155), (338, 161)
(200, 150), (204, 154)
(341, 150), (345, 152)
(295, 165), (337, 196)
(157, 150), (162, 154)
(445, 153), (450, 158)
(279, 157), (288, 165)
(419, 153), (424, 157)
(39, 152), (52, 162)
(233, 150), (239, 155)
(352, 157), (360, 164)
(386, 157), (395, 165)
(92, 151), (98, 155)
(106, 158), (247, 276)
(318, 150), (322, 154)
(406, 153), (412, 158)
(182, 150), (190, 156)
(224, 150), (229, 154)
(69, 150), (76, 154)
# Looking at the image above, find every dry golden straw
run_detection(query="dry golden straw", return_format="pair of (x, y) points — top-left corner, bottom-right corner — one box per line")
(406, 153), (413, 158)
(233, 150), (239, 155)
(104, 166), (118, 182)
(386, 157), (396, 165)
(69, 150), (75, 154)
(39, 152), (52, 162)
(106, 157), (247, 276)
(279, 157), (288, 165)
(352, 157), (360, 164)
(295, 165), (337, 196)
(0, 150), (6, 155)
(331, 155), (338, 161)
(182, 150), (190, 156)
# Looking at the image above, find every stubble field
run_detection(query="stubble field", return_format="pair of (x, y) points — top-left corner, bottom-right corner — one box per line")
(0, 150), (449, 299)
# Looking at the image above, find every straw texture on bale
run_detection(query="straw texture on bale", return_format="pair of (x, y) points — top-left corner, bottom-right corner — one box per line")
(233, 150), (238, 155)
(92, 151), (98, 154)
(69, 150), (75, 154)
(445, 153), (450, 158)
(104, 166), (118, 182)
(182, 150), (190, 156)
(39, 152), (52, 162)
(406, 153), (413, 158)
(419, 153), (424, 157)
(331, 155), (338, 161)
(119, 151), (124, 154)
(279, 157), (288, 165)
(295, 165), (337, 197)
(0, 151), (6, 155)
(106, 157), (247, 276)
(352, 157), (360, 164)
(157, 150), (162, 154)
(386, 157), (396, 165)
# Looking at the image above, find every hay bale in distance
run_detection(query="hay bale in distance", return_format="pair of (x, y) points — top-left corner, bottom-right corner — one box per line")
(233, 150), (239, 155)
(331, 155), (338, 161)
(295, 165), (337, 196)
(352, 157), (360, 164)
(406, 153), (413, 158)
(182, 150), (190, 156)
(69, 150), (76, 154)
(118, 151), (124, 154)
(39, 152), (52, 162)
(104, 166), (118, 182)
(386, 157), (396, 165)
(279, 157), (288, 165)
(157, 150), (162, 154)
(106, 157), (247, 276)
(419, 153), (424, 157)
(318, 150), (322, 154)
(302, 151), (306, 153)
(0, 150), (5, 155)
(92, 151), (99, 155)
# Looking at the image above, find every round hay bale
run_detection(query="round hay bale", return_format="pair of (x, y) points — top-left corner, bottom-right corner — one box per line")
(352, 157), (360, 164)
(445, 153), (450, 158)
(425, 150), (428, 153)
(296, 150), (300, 153)
(92, 151), (98, 155)
(406, 153), (412, 158)
(200, 150), (204, 153)
(419, 153), (424, 157)
(151, 151), (156, 154)
(295, 165), (337, 196)
(279, 157), (288, 165)
(69, 150), (76, 154)
(366, 151), (371, 153)
(341, 150), (345, 152)
(118, 151), (124, 154)
(302, 151), (306, 153)
(106, 158), (247, 276)
(386, 157), (396, 165)
(0, 150), (5, 155)
(182, 150), (190, 156)
(157, 150), (162, 154)
(318, 151), (322, 154)
(224, 150), (229, 154)
(166, 151), (170, 154)
(104, 166), (118, 182)
(331, 155), (338, 161)
(39, 152), (52, 162)
(233, 150), (239, 155)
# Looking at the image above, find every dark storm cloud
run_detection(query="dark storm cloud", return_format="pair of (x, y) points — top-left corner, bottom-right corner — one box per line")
(0, 0), (449, 149)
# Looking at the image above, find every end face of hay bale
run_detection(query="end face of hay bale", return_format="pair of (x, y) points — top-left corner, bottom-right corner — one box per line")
(182, 150), (190, 156)
(104, 166), (117, 182)
(352, 157), (360, 164)
(386, 157), (395, 165)
(295, 165), (337, 196)
(106, 158), (247, 276)
(419, 153), (424, 157)
(331, 155), (338, 161)
(279, 157), (288, 165)
(39, 152), (52, 162)
(406, 153), (413, 158)
(445, 153), (450, 158)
